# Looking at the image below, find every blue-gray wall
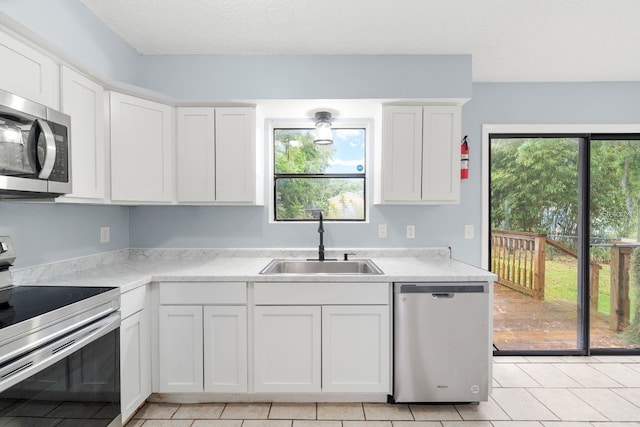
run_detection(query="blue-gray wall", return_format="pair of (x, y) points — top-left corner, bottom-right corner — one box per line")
(139, 54), (471, 100)
(0, 203), (129, 267)
(0, 0), (140, 84)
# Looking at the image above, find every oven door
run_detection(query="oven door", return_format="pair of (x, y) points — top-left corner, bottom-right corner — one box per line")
(0, 313), (121, 427)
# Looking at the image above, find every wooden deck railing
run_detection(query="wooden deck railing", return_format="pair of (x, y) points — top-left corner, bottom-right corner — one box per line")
(491, 230), (547, 300)
(491, 230), (601, 310)
(610, 245), (635, 331)
(492, 230), (639, 332)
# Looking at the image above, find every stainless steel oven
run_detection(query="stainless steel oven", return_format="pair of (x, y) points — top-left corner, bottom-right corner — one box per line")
(0, 89), (71, 198)
(0, 237), (121, 426)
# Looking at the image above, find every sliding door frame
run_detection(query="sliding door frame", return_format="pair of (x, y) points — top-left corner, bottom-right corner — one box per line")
(482, 124), (640, 355)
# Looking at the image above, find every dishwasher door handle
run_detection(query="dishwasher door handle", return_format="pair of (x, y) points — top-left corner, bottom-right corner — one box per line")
(432, 293), (454, 298)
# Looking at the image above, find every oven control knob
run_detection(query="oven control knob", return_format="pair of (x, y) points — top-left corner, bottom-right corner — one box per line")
(0, 242), (8, 253)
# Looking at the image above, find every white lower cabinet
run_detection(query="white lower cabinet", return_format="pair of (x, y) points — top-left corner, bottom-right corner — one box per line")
(120, 285), (151, 422)
(322, 305), (389, 392)
(253, 283), (390, 395)
(157, 282), (248, 393)
(158, 305), (204, 392)
(158, 305), (248, 393)
(203, 306), (248, 392)
(254, 306), (322, 392)
(121, 309), (151, 420)
(155, 281), (389, 396)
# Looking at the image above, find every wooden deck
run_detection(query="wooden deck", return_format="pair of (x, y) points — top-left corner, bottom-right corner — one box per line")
(493, 282), (637, 350)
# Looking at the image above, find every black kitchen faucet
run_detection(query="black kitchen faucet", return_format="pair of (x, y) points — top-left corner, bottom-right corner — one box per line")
(317, 211), (325, 261)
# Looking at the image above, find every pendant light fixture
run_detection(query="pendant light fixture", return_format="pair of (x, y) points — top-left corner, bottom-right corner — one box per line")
(314, 111), (333, 145)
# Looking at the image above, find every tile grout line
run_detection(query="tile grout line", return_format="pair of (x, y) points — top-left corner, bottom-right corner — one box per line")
(566, 387), (622, 422)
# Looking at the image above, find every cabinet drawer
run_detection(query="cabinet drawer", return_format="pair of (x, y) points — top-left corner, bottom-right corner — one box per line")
(159, 282), (246, 305)
(254, 282), (389, 305)
(121, 285), (147, 319)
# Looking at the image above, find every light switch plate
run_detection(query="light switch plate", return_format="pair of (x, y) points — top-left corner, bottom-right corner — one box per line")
(100, 227), (110, 243)
(406, 225), (415, 239)
(378, 224), (388, 238)
(464, 224), (474, 239)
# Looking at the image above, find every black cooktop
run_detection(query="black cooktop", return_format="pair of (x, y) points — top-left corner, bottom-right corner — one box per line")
(0, 285), (115, 329)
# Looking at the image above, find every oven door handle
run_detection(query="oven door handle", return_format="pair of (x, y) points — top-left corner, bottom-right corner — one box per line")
(0, 312), (120, 393)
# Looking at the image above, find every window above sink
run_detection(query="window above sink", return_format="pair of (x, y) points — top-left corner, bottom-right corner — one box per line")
(273, 126), (367, 222)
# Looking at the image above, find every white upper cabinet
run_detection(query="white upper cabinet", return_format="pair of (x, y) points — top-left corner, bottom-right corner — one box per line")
(110, 92), (175, 203)
(176, 106), (260, 204)
(177, 108), (216, 202)
(58, 66), (105, 201)
(215, 107), (257, 203)
(381, 106), (424, 202)
(379, 105), (461, 204)
(0, 29), (58, 108)
(421, 106), (461, 203)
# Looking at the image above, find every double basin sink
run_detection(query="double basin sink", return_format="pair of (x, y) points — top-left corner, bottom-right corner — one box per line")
(260, 259), (384, 275)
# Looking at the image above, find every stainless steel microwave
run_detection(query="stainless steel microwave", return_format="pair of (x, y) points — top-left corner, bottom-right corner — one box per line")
(0, 89), (71, 198)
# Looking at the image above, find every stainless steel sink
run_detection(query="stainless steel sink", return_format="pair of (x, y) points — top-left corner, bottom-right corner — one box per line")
(259, 259), (384, 275)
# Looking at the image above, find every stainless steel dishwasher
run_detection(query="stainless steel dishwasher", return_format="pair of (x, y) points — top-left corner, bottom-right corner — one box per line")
(393, 282), (490, 403)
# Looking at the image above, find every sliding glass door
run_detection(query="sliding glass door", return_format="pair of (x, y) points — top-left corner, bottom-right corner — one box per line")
(490, 137), (581, 352)
(589, 137), (640, 351)
(490, 133), (640, 354)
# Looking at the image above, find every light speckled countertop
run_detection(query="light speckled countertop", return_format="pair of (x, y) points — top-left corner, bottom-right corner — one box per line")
(11, 248), (497, 293)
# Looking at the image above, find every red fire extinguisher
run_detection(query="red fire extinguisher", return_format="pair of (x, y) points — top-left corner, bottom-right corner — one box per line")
(461, 135), (469, 180)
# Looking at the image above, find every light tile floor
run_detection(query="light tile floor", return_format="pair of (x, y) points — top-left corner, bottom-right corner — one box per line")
(126, 356), (640, 427)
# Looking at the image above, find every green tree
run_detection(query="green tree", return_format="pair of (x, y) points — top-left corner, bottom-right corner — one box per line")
(274, 130), (335, 220)
(491, 138), (579, 236)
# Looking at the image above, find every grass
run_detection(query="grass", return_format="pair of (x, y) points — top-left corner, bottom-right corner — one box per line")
(545, 255), (638, 322)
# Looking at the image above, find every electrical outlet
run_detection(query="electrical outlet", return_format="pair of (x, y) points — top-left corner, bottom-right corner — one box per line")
(406, 225), (415, 239)
(100, 227), (110, 244)
(378, 224), (388, 238)
(464, 224), (474, 239)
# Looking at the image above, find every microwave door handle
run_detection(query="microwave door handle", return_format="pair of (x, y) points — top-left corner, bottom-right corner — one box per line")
(36, 119), (56, 179)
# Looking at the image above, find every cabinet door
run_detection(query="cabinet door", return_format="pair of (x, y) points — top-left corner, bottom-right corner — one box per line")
(110, 92), (174, 203)
(0, 30), (58, 107)
(59, 66), (105, 200)
(177, 107), (216, 202)
(322, 305), (390, 393)
(254, 306), (321, 392)
(381, 106), (423, 202)
(203, 306), (247, 392)
(215, 107), (256, 203)
(121, 309), (151, 422)
(421, 106), (461, 203)
(158, 306), (203, 392)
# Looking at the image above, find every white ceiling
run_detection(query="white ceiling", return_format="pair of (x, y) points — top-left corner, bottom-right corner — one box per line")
(80, 0), (640, 83)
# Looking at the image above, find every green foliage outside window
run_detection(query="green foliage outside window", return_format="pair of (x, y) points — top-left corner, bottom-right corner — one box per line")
(274, 128), (365, 221)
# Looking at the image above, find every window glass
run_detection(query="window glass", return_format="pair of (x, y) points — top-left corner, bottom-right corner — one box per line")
(274, 128), (366, 221)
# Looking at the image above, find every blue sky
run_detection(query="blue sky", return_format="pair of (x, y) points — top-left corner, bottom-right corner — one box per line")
(325, 128), (365, 174)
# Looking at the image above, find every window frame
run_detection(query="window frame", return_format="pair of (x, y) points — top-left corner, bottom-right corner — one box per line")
(268, 119), (371, 223)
